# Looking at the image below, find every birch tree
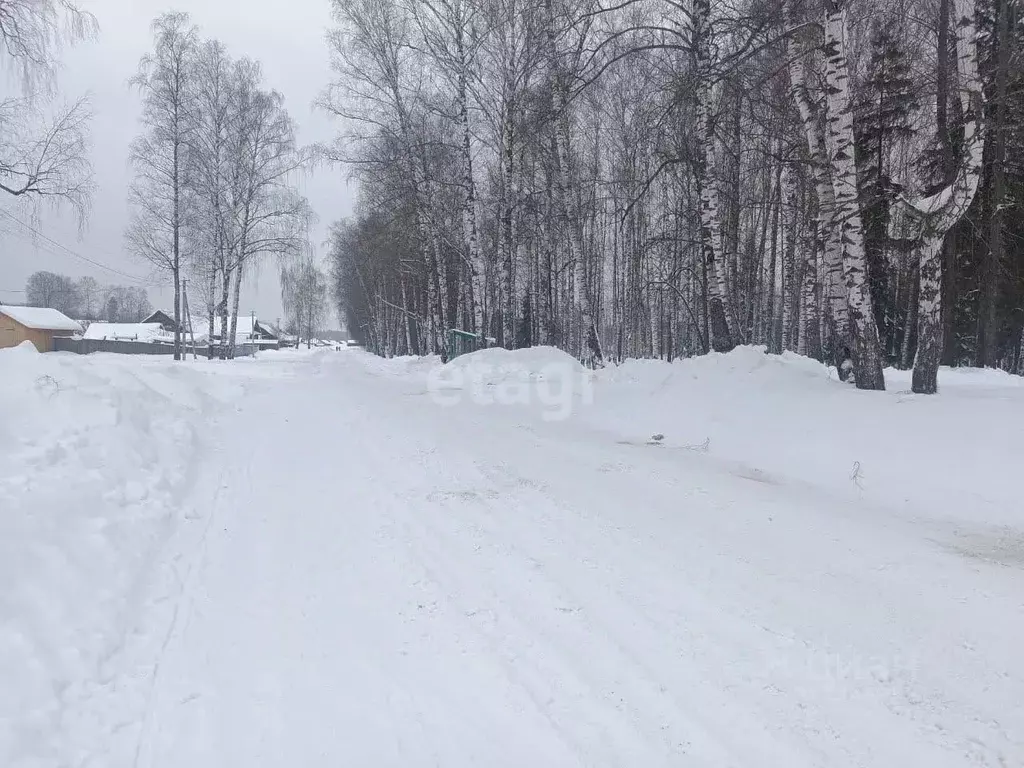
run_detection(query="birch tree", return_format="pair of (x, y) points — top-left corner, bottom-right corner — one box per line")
(410, 0), (487, 336)
(189, 39), (234, 357)
(788, 6), (852, 377)
(0, 0), (96, 217)
(126, 12), (199, 361)
(545, 0), (605, 364)
(220, 61), (310, 357)
(693, 0), (738, 353)
(476, 0), (542, 348)
(0, 0), (95, 85)
(820, 0), (886, 389)
(897, 0), (984, 393)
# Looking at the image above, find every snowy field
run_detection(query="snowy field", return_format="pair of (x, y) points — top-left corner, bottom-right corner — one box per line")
(1, 341), (1022, 767)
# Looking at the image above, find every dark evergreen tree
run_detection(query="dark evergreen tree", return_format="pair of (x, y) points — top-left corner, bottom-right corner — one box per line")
(854, 23), (919, 364)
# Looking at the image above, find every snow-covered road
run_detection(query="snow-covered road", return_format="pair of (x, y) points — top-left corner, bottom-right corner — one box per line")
(123, 350), (1020, 768)
(4, 345), (1022, 767)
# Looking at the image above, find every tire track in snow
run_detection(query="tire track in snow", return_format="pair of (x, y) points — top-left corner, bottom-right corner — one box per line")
(392, 450), (814, 767)
(127, 401), (265, 768)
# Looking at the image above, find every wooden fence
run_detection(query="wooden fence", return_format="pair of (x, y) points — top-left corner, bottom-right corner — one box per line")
(54, 338), (258, 357)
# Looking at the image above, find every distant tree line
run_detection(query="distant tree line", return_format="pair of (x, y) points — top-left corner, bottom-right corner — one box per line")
(22, 270), (151, 323)
(321, 0), (1020, 394)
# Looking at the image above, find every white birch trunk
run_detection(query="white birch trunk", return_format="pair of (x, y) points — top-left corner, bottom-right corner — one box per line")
(501, 114), (516, 348)
(781, 164), (798, 352)
(544, 0), (603, 365)
(788, 4), (849, 370)
(172, 132), (182, 362)
(556, 111), (604, 365)
(228, 258), (244, 358)
(694, 0), (736, 352)
(206, 263), (217, 359)
(219, 261), (231, 360)
(822, 6), (886, 389)
(401, 278), (415, 354)
(797, 222), (819, 357)
(453, 24), (485, 338)
(905, 0), (984, 393)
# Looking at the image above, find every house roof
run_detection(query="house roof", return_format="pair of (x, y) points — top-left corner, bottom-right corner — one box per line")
(83, 322), (171, 342)
(142, 310), (176, 325)
(0, 306), (82, 332)
(253, 320), (279, 339)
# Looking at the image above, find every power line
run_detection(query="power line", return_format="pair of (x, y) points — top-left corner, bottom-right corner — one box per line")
(2, 225), (163, 289)
(0, 226), (139, 283)
(0, 209), (151, 284)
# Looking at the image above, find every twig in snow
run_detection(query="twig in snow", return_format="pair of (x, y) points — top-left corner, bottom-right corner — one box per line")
(850, 461), (864, 492)
(34, 375), (60, 398)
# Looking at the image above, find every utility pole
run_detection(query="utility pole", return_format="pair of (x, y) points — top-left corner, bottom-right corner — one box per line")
(181, 279), (197, 360)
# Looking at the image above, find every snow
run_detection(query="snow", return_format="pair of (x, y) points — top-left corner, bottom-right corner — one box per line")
(0, 306), (82, 332)
(2, 344), (1022, 767)
(82, 322), (172, 342)
(0, 348), (243, 766)
(594, 346), (1024, 528)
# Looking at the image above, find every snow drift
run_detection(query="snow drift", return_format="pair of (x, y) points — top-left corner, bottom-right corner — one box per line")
(0, 348), (237, 766)
(593, 346), (1024, 531)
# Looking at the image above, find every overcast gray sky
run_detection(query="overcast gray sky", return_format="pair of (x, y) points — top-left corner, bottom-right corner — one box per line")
(0, 0), (353, 327)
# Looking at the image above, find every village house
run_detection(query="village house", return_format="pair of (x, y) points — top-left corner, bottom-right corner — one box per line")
(139, 309), (283, 351)
(141, 310), (178, 333)
(194, 314), (281, 349)
(0, 306), (82, 352)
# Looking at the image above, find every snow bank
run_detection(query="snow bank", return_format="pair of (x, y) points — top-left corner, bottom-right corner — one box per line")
(0, 350), (237, 766)
(448, 344), (585, 370)
(443, 344), (586, 383)
(594, 346), (1024, 530)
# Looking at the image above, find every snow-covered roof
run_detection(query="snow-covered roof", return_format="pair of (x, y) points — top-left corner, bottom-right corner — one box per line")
(0, 306), (82, 332)
(83, 323), (171, 342)
(188, 315), (274, 339)
(232, 316), (271, 338)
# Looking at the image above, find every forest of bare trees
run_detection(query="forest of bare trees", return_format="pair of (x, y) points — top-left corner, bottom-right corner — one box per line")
(323, 0), (1022, 394)
(126, 12), (312, 360)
